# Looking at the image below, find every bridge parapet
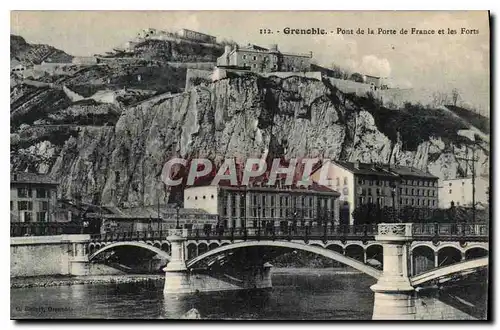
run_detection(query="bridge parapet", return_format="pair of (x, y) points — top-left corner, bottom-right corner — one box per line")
(377, 223), (413, 241)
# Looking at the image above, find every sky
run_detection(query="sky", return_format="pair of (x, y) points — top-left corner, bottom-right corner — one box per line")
(11, 11), (490, 114)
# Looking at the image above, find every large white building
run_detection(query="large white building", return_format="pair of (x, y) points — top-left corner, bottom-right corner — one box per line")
(439, 176), (489, 209)
(310, 160), (439, 225)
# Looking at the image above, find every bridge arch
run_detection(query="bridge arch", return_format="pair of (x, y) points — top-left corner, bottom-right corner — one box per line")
(411, 245), (435, 275)
(465, 247), (488, 260)
(88, 241), (171, 261)
(326, 244), (344, 254)
(437, 246), (462, 267)
(185, 240), (382, 279)
(411, 257), (488, 286)
(345, 244), (364, 262)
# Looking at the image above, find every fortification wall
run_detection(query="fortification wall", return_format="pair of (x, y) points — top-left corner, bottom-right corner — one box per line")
(262, 71), (322, 81)
(185, 68), (213, 90)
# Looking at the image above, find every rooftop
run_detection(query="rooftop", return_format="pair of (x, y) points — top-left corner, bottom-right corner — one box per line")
(11, 172), (59, 185)
(317, 160), (438, 179)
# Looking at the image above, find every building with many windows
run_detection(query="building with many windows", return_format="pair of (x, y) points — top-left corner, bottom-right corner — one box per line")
(184, 181), (340, 230)
(10, 172), (59, 222)
(310, 161), (439, 225)
(216, 44), (313, 73)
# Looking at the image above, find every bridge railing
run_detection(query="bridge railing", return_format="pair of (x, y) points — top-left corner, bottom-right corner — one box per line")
(411, 223), (489, 239)
(186, 224), (377, 241)
(10, 222), (84, 237)
(90, 230), (166, 242)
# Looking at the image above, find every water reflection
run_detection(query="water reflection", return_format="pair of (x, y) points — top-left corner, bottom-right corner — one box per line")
(11, 270), (484, 320)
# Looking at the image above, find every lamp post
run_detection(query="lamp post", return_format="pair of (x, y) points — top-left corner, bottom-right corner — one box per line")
(175, 203), (181, 229)
(390, 183), (398, 223)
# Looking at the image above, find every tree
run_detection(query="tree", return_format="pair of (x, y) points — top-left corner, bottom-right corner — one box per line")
(349, 72), (364, 83)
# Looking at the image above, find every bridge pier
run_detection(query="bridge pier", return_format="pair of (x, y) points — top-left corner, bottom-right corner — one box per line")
(371, 223), (416, 320)
(163, 230), (273, 295)
(163, 230), (191, 295)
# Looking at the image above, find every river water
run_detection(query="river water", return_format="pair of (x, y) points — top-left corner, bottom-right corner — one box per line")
(11, 269), (481, 320)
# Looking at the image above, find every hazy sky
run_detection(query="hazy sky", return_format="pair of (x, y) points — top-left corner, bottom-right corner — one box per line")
(11, 11), (490, 113)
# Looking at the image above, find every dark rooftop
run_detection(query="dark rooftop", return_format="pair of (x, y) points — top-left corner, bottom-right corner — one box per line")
(11, 172), (59, 185)
(316, 161), (438, 179)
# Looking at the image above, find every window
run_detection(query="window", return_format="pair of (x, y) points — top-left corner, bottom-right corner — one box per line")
(405, 188), (408, 195)
(18, 201), (33, 211)
(36, 188), (49, 198)
(399, 188), (403, 195)
(36, 212), (47, 222)
(413, 180), (417, 185)
(203, 195), (206, 199)
(10, 201), (13, 211)
(368, 197), (373, 204)
(39, 201), (48, 211)
(24, 212), (33, 222)
(195, 196), (198, 200)
(417, 199), (420, 206)
(368, 188), (372, 195)
(18, 188), (31, 198)
(417, 189), (421, 196)
(449, 189), (452, 194)
(253, 56), (256, 60)
(411, 189), (415, 195)
(343, 177), (348, 185)
(449, 182), (452, 186)
(243, 55), (247, 59)
(358, 178), (363, 185)
(462, 181), (465, 186)
(211, 195), (214, 199)
(336, 178), (340, 186)
(405, 198), (408, 205)
(376, 188), (380, 195)
(368, 180), (373, 186)
(411, 198), (415, 205)
(252, 63), (256, 68)
(432, 200), (436, 206)
(457, 201), (460, 206)
(309, 198), (313, 207)
(399, 198), (403, 204)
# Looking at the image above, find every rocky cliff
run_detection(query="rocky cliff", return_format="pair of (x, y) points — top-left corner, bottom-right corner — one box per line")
(11, 74), (490, 207)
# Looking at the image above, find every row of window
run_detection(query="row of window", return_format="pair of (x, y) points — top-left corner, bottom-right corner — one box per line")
(222, 206), (319, 219)
(357, 178), (437, 187)
(357, 178), (394, 186)
(186, 194), (215, 201)
(400, 198), (436, 207)
(357, 197), (436, 207)
(399, 188), (436, 197)
(18, 211), (49, 222)
(12, 201), (49, 211)
(16, 188), (52, 199)
(402, 179), (437, 187)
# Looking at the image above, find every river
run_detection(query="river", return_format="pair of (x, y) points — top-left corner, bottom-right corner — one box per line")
(10, 268), (482, 320)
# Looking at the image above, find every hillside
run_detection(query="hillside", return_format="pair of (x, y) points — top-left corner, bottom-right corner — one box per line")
(11, 72), (490, 207)
(444, 105), (490, 134)
(11, 35), (73, 65)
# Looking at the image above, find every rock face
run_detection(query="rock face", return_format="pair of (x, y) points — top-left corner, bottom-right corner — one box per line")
(11, 75), (490, 207)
